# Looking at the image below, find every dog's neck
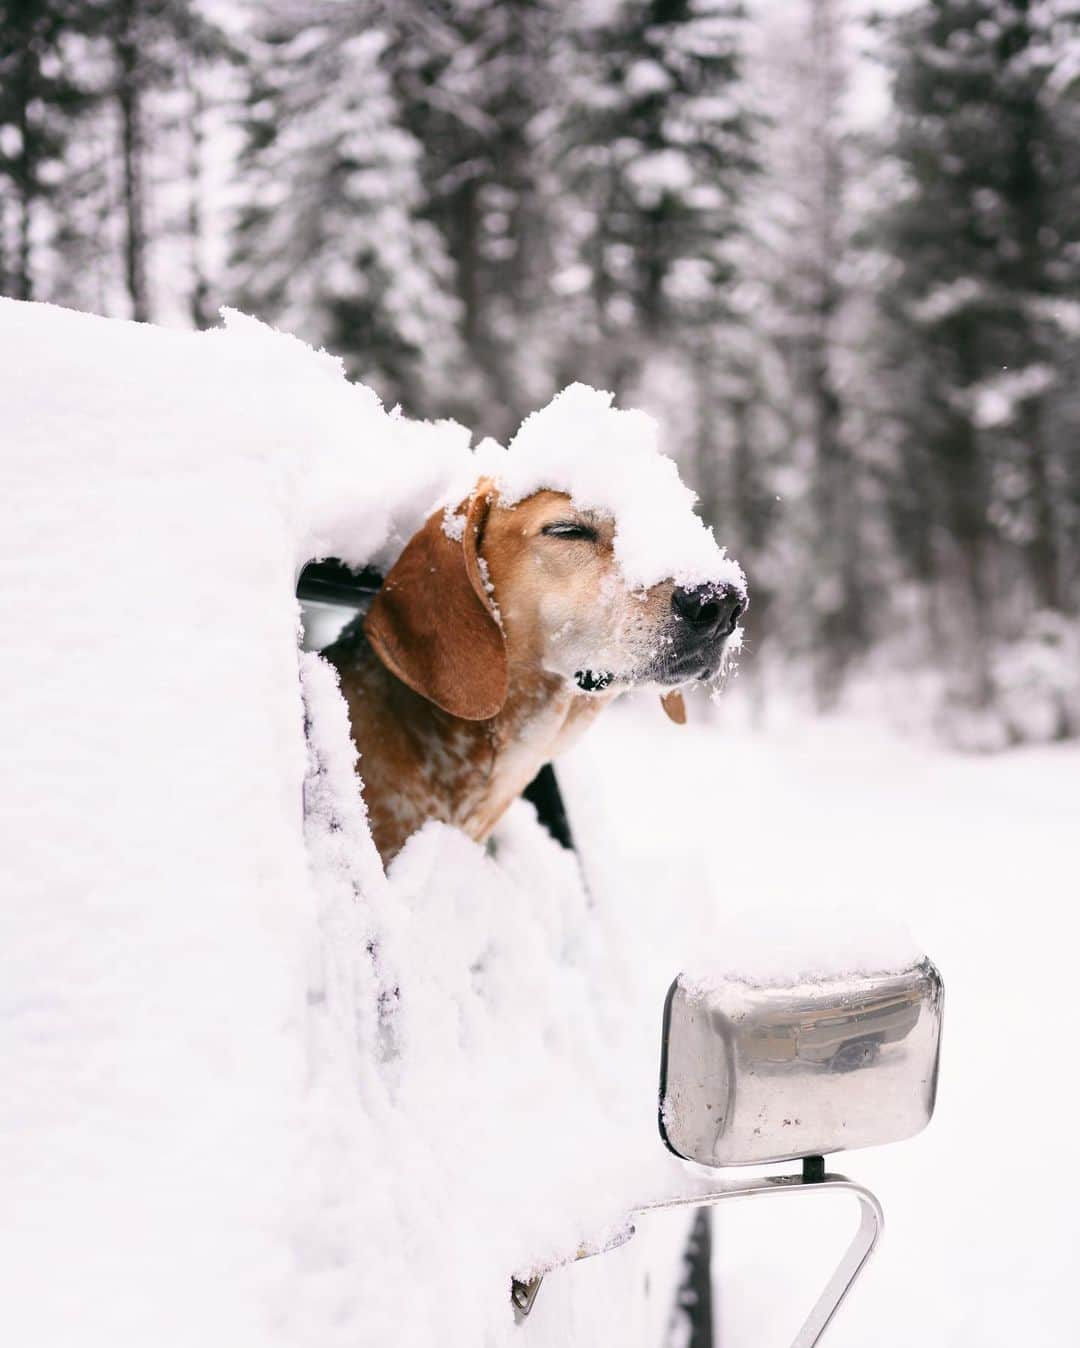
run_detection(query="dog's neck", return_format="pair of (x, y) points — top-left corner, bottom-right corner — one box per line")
(328, 630), (612, 864)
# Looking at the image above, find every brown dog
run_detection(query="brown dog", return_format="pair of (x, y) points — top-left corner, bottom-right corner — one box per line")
(324, 481), (744, 863)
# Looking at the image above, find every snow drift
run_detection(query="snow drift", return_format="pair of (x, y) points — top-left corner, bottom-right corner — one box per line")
(1, 300), (744, 1347)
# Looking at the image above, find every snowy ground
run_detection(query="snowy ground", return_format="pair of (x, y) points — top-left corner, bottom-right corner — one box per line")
(559, 697), (1079, 1347)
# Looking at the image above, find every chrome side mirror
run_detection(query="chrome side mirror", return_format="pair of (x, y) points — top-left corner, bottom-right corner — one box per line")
(659, 958), (943, 1167)
(514, 954), (943, 1346)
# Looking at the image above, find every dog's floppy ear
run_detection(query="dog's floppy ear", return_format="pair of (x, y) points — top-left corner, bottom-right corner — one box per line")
(364, 481), (508, 720)
(660, 690), (687, 725)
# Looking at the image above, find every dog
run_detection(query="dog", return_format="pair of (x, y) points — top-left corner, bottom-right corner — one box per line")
(324, 480), (745, 863)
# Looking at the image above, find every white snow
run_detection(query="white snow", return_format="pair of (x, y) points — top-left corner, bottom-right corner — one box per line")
(295, 654), (691, 1346)
(0, 300), (732, 1348)
(1, 299), (476, 577)
(5, 297), (1070, 1347)
(911, 276), (983, 324)
(680, 909), (923, 990)
(970, 362), (1055, 429)
(487, 383), (746, 593)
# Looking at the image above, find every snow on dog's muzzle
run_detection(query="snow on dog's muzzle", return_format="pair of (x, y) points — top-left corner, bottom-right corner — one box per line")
(657, 580), (747, 687)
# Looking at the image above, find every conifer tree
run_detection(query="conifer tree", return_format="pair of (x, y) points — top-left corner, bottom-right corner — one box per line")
(231, 3), (464, 416)
(743, 0), (869, 704)
(0, 0), (94, 300)
(101, 0), (235, 320)
(555, 0), (756, 392)
(879, 0), (1080, 698)
(3, 1), (237, 320)
(381, 0), (561, 432)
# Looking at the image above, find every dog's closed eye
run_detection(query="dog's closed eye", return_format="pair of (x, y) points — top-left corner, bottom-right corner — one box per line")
(541, 521), (599, 542)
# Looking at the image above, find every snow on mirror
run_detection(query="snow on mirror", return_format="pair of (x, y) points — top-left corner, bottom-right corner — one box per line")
(659, 958), (943, 1168)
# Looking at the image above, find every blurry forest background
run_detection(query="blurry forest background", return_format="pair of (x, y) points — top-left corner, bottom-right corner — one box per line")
(3, 0), (1079, 746)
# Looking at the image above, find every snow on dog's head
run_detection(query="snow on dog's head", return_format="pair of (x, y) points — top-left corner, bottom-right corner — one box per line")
(455, 383), (748, 700)
(487, 383), (745, 595)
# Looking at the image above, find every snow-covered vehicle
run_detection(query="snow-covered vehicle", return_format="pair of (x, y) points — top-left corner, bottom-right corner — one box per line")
(6, 299), (943, 1348)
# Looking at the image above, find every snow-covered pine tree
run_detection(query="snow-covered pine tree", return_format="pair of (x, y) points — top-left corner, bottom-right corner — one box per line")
(230, 2), (464, 417)
(554, 0), (756, 396)
(0, 0), (96, 300)
(380, 0), (561, 434)
(878, 0), (1080, 706)
(1, 0), (236, 322)
(101, 0), (236, 322)
(727, 0), (873, 706)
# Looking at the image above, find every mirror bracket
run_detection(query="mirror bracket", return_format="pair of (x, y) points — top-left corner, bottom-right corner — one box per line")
(512, 1161), (883, 1346)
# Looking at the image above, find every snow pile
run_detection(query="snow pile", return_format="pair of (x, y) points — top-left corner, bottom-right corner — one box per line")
(3, 300), (475, 581)
(2, 300), (722, 1348)
(680, 908), (923, 991)
(295, 654), (694, 1345)
(481, 382), (746, 593)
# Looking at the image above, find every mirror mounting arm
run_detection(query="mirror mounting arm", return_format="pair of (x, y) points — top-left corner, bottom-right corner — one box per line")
(513, 1167), (883, 1348)
(635, 1170), (883, 1348)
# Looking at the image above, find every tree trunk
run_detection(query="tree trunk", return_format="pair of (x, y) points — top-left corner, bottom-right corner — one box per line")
(16, 189), (33, 300)
(185, 70), (212, 329)
(808, 0), (860, 709)
(13, 38), (36, 301)
(1023, 400), (1062, 613)
(0, 193), (7, 294)
(993, 2), (1062, 615)
(731, 392), (770, 723)
(116, 0), (149, 322)
(943, 412), (994, 706)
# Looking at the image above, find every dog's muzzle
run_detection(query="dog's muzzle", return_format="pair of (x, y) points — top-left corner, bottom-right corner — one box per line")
(576, 583), (746, 694)
(657, 582), (746, 686)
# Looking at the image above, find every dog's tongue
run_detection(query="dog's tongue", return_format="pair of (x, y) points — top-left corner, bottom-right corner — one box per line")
(660, 690), (687, 725)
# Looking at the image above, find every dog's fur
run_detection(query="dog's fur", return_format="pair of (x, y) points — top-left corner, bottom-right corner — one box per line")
(325, 481), (738, 863)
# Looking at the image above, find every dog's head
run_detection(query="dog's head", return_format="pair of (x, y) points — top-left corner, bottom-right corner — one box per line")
(365, 480), (745, 721)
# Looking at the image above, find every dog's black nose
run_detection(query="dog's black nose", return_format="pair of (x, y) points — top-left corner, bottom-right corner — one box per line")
(672, 584), (745, 636)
